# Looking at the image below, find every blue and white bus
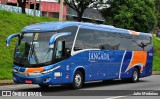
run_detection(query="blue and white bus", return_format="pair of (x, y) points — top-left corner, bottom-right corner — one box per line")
(6, 22), (153, 89)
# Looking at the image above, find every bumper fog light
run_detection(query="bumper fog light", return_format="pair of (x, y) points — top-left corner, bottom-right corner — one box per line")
(43, 77), (51, 83)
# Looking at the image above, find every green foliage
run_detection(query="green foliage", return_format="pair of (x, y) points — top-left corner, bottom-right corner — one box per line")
(64, 0), (93, 21)
(0, 10), (57, 79)
(154, 0), (160, 27)
(63, 0), (106, 21)
(101, 0), (157, 33)
(153, 36), (160, 71)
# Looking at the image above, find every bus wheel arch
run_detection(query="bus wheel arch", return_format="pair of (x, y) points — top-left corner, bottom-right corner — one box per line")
(131, 66), (140, 83)
(72, 68), (85, 89)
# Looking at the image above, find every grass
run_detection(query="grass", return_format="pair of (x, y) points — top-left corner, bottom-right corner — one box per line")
(0, 10), (57, 80)
(153, 36), (160, 71)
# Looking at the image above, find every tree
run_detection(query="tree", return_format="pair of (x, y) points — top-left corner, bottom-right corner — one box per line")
(17, 0), (26, 14)
(101, 0), (157, 33)
(154, 0), (160, 28)
(64, 0), (107, 22)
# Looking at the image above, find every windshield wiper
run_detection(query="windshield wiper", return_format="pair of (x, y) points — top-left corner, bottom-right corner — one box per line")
(28, 37), (39, 64)
(18, 34), (39, 65)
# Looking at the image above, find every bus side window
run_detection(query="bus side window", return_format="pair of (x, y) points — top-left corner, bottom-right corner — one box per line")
(93, 30), (119, 50)
(144, 37), (152, 51)
(56, 41), (63, 58)
(131, 36), (152, 51)
(56, 39), (71, 60)
(117, 34), (132, 51)
(74, 29), (94, 51)
(99, 44), (120, 50)
(59, 26), (78, 51)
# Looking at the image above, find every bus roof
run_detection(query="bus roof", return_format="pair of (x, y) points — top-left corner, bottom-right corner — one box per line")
(22, 21), (152, 37)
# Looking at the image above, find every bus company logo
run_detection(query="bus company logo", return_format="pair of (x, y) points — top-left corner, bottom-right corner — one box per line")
(2, 91), (11, 96)
(88, 51), (110, 62)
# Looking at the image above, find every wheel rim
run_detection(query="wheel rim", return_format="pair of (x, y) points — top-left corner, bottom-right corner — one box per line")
(133, 71), (138, 81)
(75, 74), (81, 87)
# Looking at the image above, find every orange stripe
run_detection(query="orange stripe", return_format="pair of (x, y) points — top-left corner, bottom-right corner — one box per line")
(127, 51), (147, 72)
(130, 30), (139, 35)
(25, 67), (44, 73)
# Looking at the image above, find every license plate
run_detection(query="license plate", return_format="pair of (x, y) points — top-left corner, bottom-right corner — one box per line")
(25, 80), (32, 84)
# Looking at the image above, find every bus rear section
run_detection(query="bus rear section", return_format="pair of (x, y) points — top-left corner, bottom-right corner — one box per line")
(6, 22), (153, 89)
(72, 26), (153, 83)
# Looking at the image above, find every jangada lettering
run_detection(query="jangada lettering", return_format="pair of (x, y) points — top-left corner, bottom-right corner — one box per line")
(89, 52), (110, 61)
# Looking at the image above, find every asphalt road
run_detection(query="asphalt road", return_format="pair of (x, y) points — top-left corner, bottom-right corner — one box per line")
(0, 75), (160, 99)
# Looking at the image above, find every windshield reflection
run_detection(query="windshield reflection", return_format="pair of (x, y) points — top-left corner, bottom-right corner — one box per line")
(14, 32), (56, 66)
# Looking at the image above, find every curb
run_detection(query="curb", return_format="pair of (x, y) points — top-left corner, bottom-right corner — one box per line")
(0, 80), (14, 86)
(152, 71), (160, 75)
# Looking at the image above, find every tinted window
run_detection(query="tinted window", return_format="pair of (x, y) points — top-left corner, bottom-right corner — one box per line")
(74, 28), (119, 50)
(116, 34), (132, 51)
(131, 35), (152, 51)
(93, 31), (119, 50)
(74, 29), (94, 50)
(74, 28), (152, 51)
(59, 26), (78, 50)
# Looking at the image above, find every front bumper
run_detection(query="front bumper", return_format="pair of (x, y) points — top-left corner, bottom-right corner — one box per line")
(13, 72), (63, 85)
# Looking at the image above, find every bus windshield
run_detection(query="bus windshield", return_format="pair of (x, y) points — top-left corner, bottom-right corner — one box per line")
(14, 32), (56, 66)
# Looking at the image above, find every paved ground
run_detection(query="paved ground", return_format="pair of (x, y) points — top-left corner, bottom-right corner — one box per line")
(0, 75), (160, 99)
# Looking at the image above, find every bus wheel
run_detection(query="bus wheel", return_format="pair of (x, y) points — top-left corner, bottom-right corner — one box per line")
(39, 84), (49, 88)
(72, 70), (83, 89)
(131, 68), (139, 83)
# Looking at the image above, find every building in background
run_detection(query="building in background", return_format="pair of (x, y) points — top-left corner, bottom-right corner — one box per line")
(0, 0), (66, 20)
(40, 0), (66, 19)
(0, 0), (104, 23)
(67, 7), (105, 24)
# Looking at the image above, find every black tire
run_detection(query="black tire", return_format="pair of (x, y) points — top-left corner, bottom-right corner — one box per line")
(39, 84), (49, 88)
(131, 68), (139, 83)
(72, 70), (83, 89)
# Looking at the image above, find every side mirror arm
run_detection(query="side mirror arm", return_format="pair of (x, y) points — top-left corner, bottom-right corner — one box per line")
(6, 34), (20, 47)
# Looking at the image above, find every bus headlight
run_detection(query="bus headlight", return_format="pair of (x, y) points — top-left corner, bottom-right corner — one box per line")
(13, 69), (18, 73)
(41, 66), (61, 74)
(28, 72), (41, 76)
